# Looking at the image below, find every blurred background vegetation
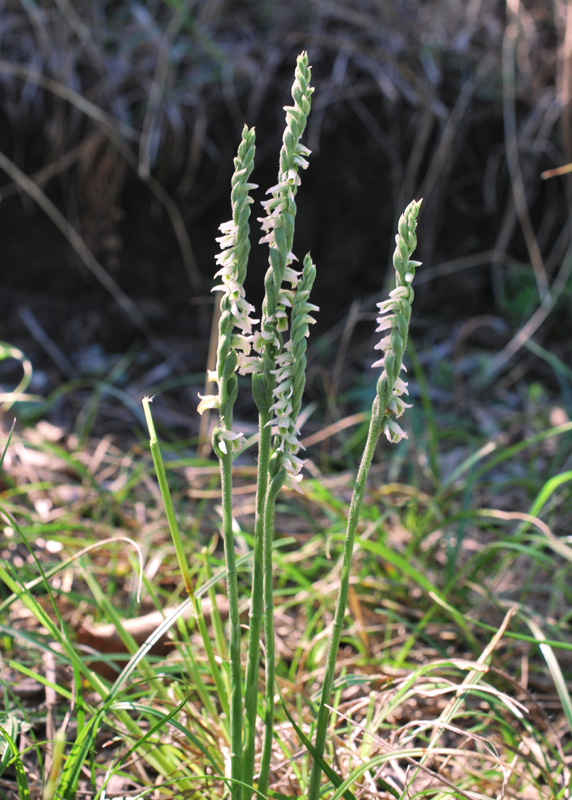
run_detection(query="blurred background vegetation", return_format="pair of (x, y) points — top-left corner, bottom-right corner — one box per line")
(0, 0), (570, 435)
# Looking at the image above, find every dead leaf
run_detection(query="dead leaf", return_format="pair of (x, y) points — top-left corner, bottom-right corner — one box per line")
(76, 595), (229, 678)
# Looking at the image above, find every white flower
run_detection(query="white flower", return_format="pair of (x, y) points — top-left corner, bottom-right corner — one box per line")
(215, 429), (246, 455)
(208, 217), (260, 379)
(373, 286), (413, 437)
(283, 267), (301, 285)
(197, 393), (220, 415)
(231, 333), (253, 353)
(383, 417), (408, 444)
(236, 353), (262, 375)
(215, 220), (238, 249)
(283, 451), (306, 474)
(252, 328), (281, 355)
(262, 340), (308, 481)
(388, 395), (412, 418)
(258, 170), (304, 252)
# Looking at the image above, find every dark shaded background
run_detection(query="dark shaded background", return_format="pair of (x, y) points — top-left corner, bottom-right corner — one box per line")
(0, 0), (570, 436)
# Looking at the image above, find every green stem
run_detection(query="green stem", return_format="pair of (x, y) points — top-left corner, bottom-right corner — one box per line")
(203, 548), (229, 659)
(241, 411), (273, 798)
(143, 397), (230, 719)
(308, 399), (383, 800)
(143, 398), (193, 596)
(220, 449), (243, 800)
(258, 469), (285, 798)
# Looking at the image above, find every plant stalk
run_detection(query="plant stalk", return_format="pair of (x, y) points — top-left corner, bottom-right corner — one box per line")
(308, 400), (383, 800)
(220, 448), (243, 800)
(241, 410), (273, 797)
(257, 469), (286, 798)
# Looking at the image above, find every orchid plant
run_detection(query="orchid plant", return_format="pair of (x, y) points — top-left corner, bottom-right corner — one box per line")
(144, 51), (422, 800)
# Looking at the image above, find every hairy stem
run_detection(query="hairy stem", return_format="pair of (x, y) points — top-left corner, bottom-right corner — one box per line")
(307, 400), (383, 800)
(257, 470), (286, 798)
(308, 199), (422, 799)
(220, 449), (243, 800)
(241, 411), (273, 797)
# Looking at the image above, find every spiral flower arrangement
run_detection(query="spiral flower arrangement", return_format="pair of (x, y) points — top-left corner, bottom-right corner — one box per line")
(155, 51), (421, 800)
(373, 199), (422, 442)
(267, 254), (318, 485)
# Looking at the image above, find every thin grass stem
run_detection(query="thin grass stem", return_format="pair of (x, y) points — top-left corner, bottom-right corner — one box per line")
(143, 397), (230, 718)
(202, 549), (229, 660)
(143, 397), (193, 597)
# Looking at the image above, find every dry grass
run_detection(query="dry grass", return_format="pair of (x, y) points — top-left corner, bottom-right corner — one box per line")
(1, 390), (571, 798)
(0, 0), (569, 329)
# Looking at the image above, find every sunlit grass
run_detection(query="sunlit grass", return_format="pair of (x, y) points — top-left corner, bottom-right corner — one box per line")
(1, 389), (572, 797)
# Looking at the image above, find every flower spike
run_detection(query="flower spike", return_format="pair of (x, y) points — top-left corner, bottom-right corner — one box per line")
(197, 125), (258, 452)
(251, 52), (314, 382)
(267, 253), (318, 485)
(373, 199), (422, 443)
(309, 198), (422, 799)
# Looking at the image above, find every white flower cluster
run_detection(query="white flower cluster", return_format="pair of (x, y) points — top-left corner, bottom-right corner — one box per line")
(233, 266), (298, 374)
(197, 218), (259, 421)
(267, 340), (307, 484)
(372, 284), (415, 444)
(236, 152), (310, 376)
(265, 256), (318, 485)
(258, 158), (309, 252)
(213, 219), (259, 342)
(199, 97), (315, 475)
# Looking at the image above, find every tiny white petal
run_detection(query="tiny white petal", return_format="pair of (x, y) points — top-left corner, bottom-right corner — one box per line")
(383, 419), (408, 443)
(218, 220), (236, 234)
(293, 155), (309, 169)
(375, 317), (395, 333)
(220, 430), (243, 442)
(389, 286), (410, 300)
(374, 335), (393, 352)
(197, 393), (220, 415)
(237, 354), (262, 375)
